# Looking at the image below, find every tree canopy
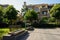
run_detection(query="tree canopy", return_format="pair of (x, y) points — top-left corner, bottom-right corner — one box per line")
(3, 5), (18, 24)
(50, 4), (60, 19)
(0, 6), (3, 22)
(24, 10), (38, 21)
(4, 5), (17, 20)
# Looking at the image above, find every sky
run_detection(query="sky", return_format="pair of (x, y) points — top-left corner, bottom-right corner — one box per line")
(0, 0), (60, 11)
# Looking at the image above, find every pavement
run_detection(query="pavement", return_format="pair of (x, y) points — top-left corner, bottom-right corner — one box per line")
(20, 28), (60, 40)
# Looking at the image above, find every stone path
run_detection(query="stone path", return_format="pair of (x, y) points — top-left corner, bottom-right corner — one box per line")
(20, 28), (60, 40)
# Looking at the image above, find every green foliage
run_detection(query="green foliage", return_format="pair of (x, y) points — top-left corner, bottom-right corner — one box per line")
(0, 28), (10, 39)
(24, 10), (32, 20)
(40, 17), (48, 24)
(4, 5), (17, 20)
(3, 5), (18, 24)
(49, 17), (56, 22)
(3, 18), (9, 24)
(24, 10), (38, 21)
(0, 5), (18, 25)
(0, 6), (3, 22)
(50, 4), (60, 19)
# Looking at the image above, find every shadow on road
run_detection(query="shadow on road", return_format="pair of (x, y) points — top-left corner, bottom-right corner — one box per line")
(16, 32), (30, 40)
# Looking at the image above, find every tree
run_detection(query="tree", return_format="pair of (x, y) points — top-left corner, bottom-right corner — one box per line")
(0, 6), (3, 22)
(50, 4), (60, 24)
(24, 10), (38, 22)
(21, 7), (28, 16)
(50, 4), (60, 19)
(4, 5), (18, 25)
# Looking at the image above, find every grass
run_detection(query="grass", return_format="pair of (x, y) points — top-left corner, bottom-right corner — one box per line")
(0, 28), (10, 40)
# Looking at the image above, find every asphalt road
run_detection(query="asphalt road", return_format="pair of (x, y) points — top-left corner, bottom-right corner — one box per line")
(20, 28), (60, 40)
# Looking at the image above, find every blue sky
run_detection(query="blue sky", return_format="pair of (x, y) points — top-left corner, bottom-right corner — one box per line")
(0, 0), (60, 11)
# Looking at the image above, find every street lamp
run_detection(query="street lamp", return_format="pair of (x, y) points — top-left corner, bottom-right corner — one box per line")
(24, 16), (26, 30)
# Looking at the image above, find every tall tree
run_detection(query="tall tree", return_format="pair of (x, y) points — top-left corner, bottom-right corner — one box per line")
(24, 10), (38, 22)
(50, 4), (60, 19)
(50, 4), (60, 24)
(4, 5), (18, 24)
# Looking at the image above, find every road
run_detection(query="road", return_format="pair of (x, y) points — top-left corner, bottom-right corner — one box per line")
(20, 28), (60, 40)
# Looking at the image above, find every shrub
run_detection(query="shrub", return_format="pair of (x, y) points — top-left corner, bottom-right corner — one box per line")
(32, 21), (39, 27)
(49, 17), (56, 22)
(16, 21), (25, 27)
(40, 16), (48, 24)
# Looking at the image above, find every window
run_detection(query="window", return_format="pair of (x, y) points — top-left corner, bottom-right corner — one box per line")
(42, 11), (47, 15)
(34, 8), (39, 12)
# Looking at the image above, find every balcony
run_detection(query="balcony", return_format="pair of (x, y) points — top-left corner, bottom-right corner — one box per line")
(40, 8), (48, 11)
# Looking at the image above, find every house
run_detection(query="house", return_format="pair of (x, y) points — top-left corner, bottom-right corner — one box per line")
(23, 2), (54, 20)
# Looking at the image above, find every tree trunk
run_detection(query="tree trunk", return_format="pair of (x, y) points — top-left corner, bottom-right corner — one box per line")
(9, 20), (12, 32)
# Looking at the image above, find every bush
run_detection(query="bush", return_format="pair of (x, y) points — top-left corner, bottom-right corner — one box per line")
(32, 21), (39, 27)
(40, 16), (48, 24)
(49, 17), (56, 22)
(16, 21), (25, 27)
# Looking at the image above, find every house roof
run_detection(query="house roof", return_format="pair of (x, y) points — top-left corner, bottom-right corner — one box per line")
(26, 4), (54, 7)
(0, 4), (9, 7)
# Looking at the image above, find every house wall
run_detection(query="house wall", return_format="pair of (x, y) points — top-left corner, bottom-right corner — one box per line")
(23, 2), (53, 20)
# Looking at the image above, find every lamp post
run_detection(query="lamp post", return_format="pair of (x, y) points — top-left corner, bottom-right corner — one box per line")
(24, 16), (26, 30)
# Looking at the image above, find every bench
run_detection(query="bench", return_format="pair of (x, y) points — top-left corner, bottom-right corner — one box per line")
(3, 30), (28, 40)
(8, 30), (25, 36)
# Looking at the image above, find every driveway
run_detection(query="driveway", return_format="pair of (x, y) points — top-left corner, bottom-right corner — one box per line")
(21, 28), (60, 40)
